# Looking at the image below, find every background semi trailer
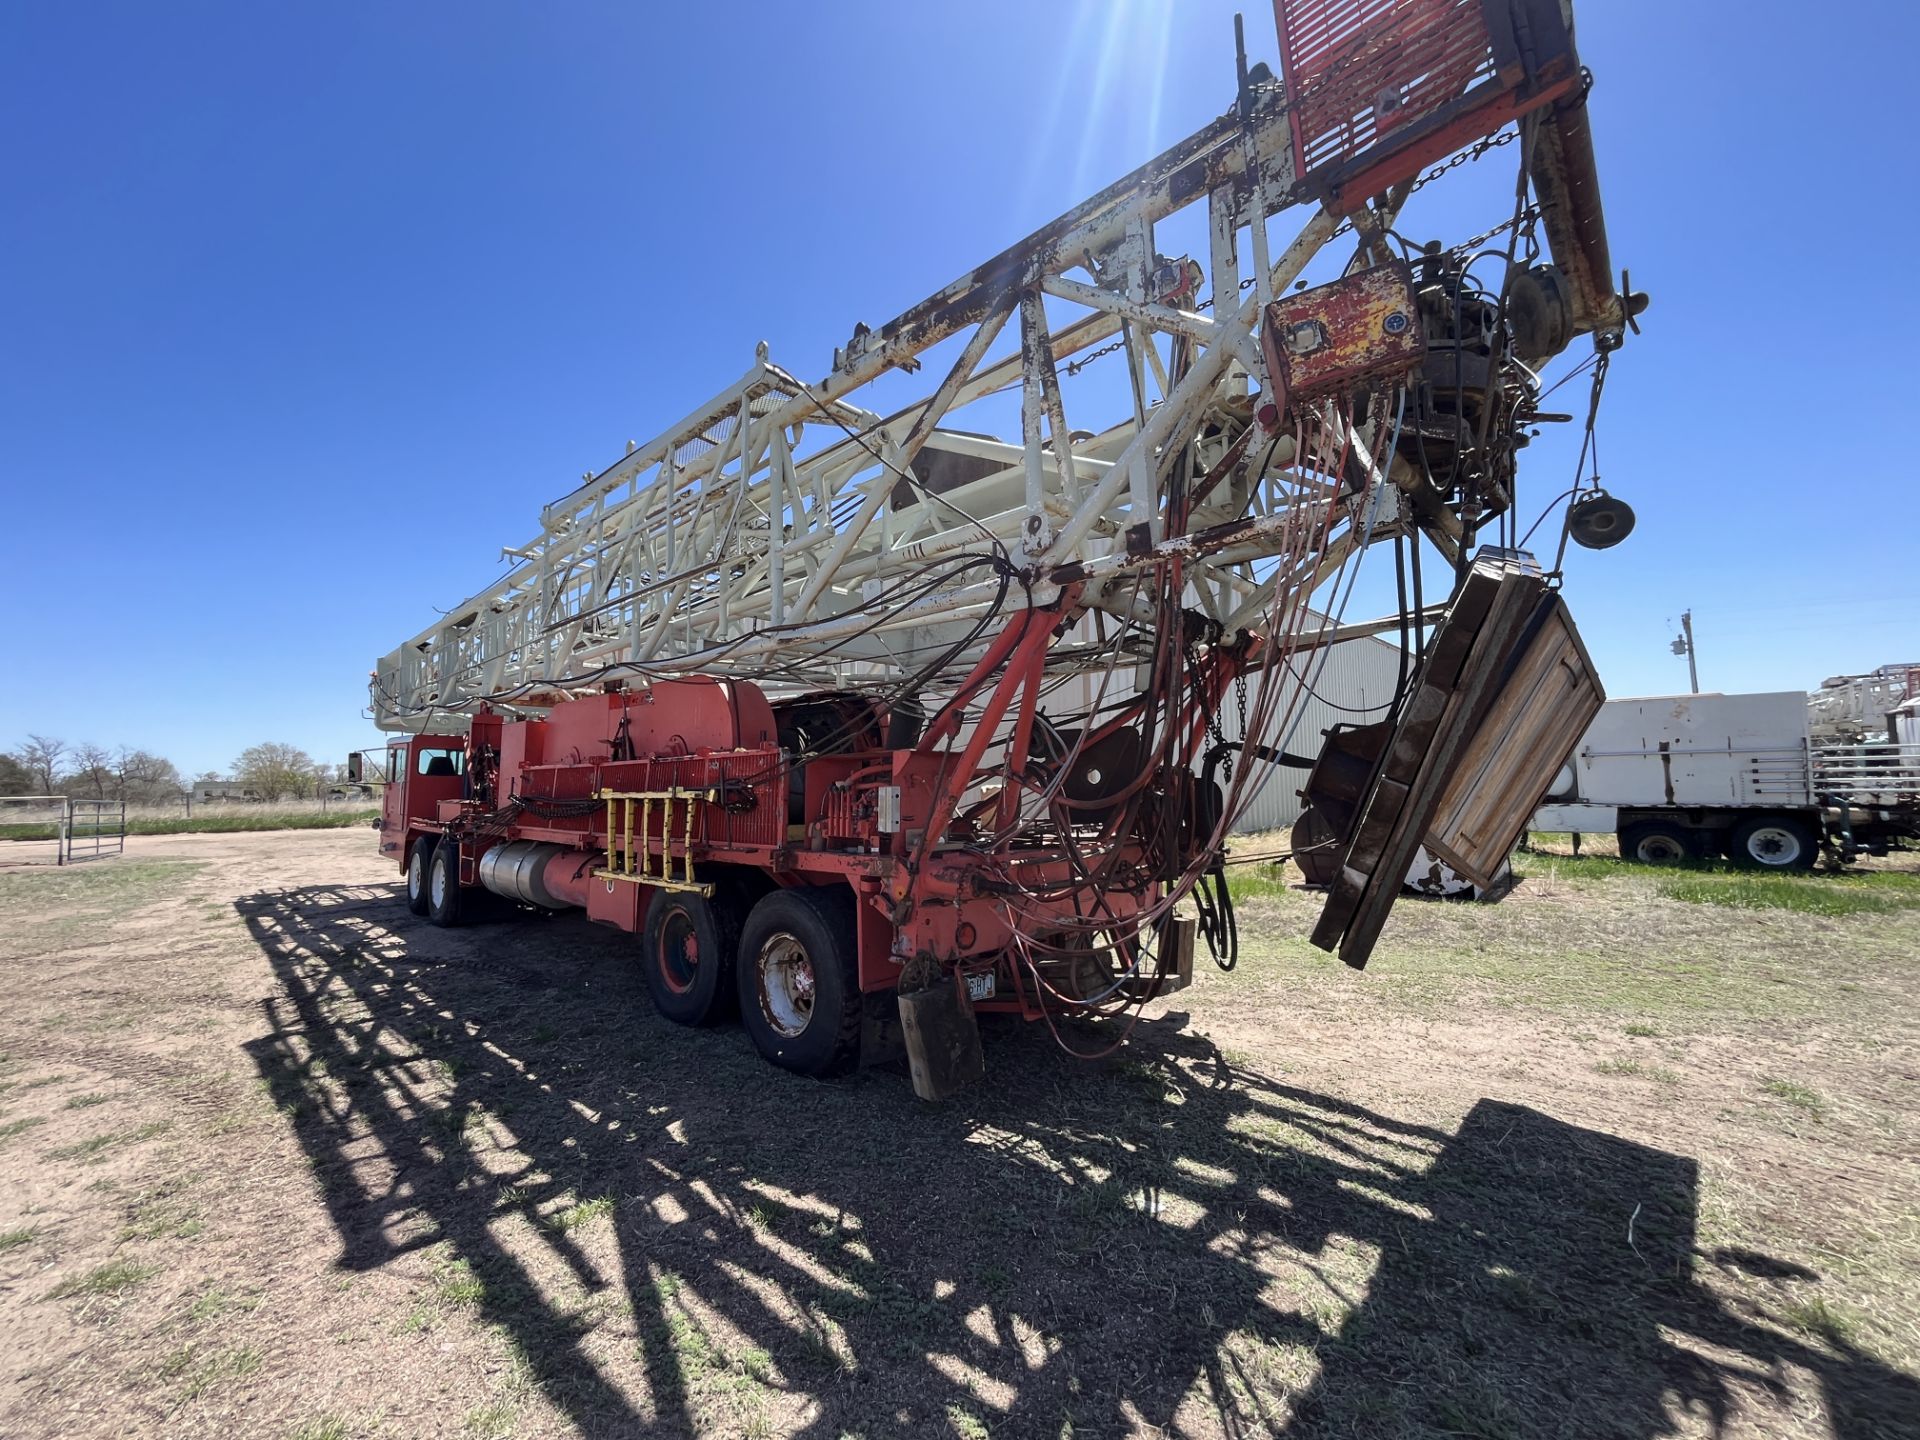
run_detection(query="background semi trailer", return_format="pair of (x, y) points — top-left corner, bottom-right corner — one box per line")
(1532, 691), (1920, 868)
(366, 0), (1642, 1095)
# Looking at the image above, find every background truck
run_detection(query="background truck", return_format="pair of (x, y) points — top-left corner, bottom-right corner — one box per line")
(1532, 691), (1920, 868)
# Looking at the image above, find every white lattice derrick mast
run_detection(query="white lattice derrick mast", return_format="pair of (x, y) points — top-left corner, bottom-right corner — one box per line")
(370, 82), (1328, 733)
(368, 16), (1598, 736)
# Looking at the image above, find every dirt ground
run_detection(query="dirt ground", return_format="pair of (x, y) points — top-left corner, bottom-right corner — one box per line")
(1, 829), (1916, 1440)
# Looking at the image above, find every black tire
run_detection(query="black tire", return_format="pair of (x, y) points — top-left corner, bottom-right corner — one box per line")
(1727, 815), (1817, 871)
(427, 838), (466, 927)
(1618, 820), (1699, 866)
(405, 836), (435, 916)
(735, 886), (861, 1077)
(641, 888), (742, 1027)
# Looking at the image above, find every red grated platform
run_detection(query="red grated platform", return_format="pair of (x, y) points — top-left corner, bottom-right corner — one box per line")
(1278, 0), (1496, 176)
(1273, 0), (1581, 207)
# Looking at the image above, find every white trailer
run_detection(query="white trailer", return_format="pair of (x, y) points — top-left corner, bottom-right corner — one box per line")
(1533, 691), (1920, 868)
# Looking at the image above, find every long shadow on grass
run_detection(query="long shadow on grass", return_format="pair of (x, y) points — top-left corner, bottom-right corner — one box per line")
(237, 884), (1920, 1438)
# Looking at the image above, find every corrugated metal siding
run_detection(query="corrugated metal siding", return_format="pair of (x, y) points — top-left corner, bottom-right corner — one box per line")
(1033, 627), (1406, 835)
(1217, 632), (1406, 835)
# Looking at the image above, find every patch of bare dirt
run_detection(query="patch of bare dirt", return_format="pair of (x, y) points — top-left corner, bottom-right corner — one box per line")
(0, 830), (1916, 1439)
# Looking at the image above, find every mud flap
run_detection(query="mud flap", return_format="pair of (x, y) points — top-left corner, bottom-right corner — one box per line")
(898, 978), (985, 1102)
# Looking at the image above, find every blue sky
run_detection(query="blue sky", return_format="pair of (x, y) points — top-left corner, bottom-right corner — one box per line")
(4, 1), (1915, 778)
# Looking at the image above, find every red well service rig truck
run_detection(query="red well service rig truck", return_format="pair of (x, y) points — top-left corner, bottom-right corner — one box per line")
(368, 0), (1644, 1097)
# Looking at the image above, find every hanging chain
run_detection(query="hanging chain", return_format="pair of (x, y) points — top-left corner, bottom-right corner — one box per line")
(1329, 128), (1519, 242)
(1060, 336), (1129, 377)
(1446, 204), (1541, 257)
(1059, 129), (1523, 379)
(1225, 666), (1250, 784)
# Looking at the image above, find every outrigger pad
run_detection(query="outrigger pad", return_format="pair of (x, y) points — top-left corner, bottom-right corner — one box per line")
(1309, 550), (1603, 969)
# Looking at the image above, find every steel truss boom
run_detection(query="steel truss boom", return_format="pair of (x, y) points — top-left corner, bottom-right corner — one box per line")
(372, 78), (1345, 727)
(372, 14), (1620, 733)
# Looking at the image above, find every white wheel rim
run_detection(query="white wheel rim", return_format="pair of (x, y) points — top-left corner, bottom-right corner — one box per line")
(409, 851), (424, 899)
(1638, 836), (1684, 863)
(1746, 826), (1800, 865)
(756, 934), (815, 1038)
(431, 858), (447, 908)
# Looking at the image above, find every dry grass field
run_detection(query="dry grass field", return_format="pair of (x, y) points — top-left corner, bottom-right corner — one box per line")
(0, 829), (1916, 1439)
(0, 798), (379, 846)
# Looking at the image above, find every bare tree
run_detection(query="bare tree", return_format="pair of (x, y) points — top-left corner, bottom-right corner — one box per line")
(0, 753), (29, 796)
(115, 748), (183, 804)
(66, 742), (113, 799)
(233, 742), (319, 802)
(16, 735), (67, 795)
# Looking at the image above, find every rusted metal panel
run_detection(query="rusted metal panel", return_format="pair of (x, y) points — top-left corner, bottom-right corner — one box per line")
(1261, 262), (1421, 410)
(1276, 0), (1497, 177)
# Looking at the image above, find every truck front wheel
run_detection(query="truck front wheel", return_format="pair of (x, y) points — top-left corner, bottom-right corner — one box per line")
(1618, 820), (1698, 865)
(736, 887), (861, 1077)
(1727, 815), (1817, 871)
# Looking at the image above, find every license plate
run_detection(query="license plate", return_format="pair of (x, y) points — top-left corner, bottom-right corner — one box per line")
(964, 971), (996, 1002)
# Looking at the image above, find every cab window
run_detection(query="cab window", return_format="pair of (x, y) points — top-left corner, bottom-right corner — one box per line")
(417, 748), (465, 778)
(388, 747), (405, 784)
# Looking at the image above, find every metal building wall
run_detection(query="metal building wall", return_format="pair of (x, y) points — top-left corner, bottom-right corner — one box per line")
(1217, 631), (1406, 835)
(1035, 623), (1407, 837)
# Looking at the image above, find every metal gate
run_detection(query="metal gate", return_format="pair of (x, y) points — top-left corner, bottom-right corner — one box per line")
(0, 797), (126, 866)
(63, 799), (126, 863)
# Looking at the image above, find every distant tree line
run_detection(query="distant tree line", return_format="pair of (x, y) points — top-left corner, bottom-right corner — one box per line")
(0, 735), (349, 804)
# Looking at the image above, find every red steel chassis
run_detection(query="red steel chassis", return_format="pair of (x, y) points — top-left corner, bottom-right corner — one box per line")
(378, 589), (1240, 1025)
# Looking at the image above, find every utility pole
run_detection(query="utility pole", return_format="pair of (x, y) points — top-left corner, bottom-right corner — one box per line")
(1670, 610), (1700, 693)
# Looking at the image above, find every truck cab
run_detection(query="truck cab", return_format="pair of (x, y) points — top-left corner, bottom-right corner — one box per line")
(377, 734), (468, 868)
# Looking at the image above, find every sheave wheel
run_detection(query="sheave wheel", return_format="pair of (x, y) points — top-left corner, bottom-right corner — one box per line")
(736, 887), (862, 1077)
(405, 837), (435, 916)
(641, 888), (742, 1026)
(1618, 820), (1698, 866)
(427, 838), (466, 928)
(1727, 815), (1817, 871)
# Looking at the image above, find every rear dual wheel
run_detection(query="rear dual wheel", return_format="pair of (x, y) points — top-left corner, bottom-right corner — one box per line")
(641, 884), (862, 1076)
(427, 840), (466, 927)
(1618, 820), (1698, 865)
(641, 888), (743, 1027)
(736, 887), (862, 1077)
(1726, 815), (1817, 871)
(405, 837), (435, 915)
(1617, 815), (1818, 871)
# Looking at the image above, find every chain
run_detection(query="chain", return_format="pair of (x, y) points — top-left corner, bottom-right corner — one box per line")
(1413, 126), (1518, 193)
(1329, 127), (1519, 241)
(1057, 130), (1523, 378)
(1060, 337), (1129, 377)
(1225, 667), (1249, 783)
(1447, 205), (1542, 257)
(1193, 632), (1229, 776)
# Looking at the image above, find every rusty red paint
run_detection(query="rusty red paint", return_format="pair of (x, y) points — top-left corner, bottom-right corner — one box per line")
(1261, 262), (1422, 412)
(1272, 0), (1582, 210)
